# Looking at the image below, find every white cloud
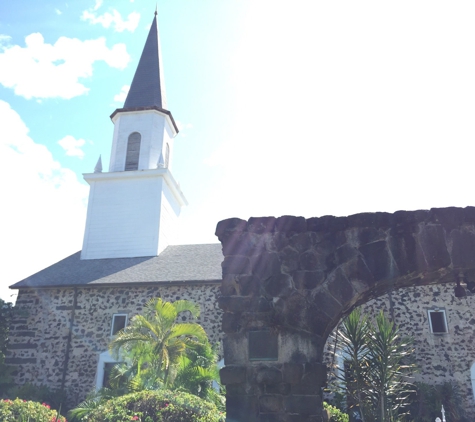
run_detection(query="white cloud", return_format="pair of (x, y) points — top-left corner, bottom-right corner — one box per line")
(81, 6), (140, 33)
(58, 135), (86, 158)
(93, 0), (103, 11)
(0, 100), (88, 302)
(113, 84), (129, 103)
(55, 8), (62, 15)
(0, 34), (11, 44)
(0, 33), (130, 99)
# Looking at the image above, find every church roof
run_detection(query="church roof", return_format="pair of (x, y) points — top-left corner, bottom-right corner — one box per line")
(10, 244), (223, 289)
(123, 12), (167, 110)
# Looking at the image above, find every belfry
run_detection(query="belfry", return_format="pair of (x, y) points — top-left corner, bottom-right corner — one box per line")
(81, 12), (186, 260)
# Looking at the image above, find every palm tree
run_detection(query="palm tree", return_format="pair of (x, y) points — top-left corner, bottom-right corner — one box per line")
(333, 309), (415, 422)
(109, 298), (208, 386)
(172, 341), (224, 410)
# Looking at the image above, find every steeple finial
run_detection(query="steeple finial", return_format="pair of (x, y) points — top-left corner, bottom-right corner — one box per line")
(155, 4), (158, 16)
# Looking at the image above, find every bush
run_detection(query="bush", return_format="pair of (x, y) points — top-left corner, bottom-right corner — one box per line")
(0, 398), (67, 421)
(407, 381), (469, 422)
(71, 390), (225, 422)
(323, 401), (349, 422)
(4, 383), (68, 412)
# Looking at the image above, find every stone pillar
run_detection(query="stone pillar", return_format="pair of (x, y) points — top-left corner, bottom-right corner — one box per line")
(216, 217), (328, 422)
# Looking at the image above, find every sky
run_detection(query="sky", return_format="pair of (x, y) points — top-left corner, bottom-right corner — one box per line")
(2, 1), (475, 302)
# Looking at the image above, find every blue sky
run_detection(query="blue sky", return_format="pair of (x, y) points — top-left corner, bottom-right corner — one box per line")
(2, 1), (475, 301)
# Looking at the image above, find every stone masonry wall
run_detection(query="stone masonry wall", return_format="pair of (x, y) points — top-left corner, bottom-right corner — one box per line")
(7, 283), (222, 406)
(325, 283), (475, 418)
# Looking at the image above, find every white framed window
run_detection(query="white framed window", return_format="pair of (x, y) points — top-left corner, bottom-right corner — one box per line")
(111, 314), (128, 336)
(95, 351), (117, 391)
(428, 309), (448, 334)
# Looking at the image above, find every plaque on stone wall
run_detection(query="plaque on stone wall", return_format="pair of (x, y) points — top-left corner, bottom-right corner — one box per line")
(248, 331), (278, 361)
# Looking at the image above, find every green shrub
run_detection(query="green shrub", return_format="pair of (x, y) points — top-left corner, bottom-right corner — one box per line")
(324, 401), (349, 422)
(407, 381), (468, 422)
(70, 390), (225, 422)
(4, 383), (68, 412)
(0, 398), (67, 421)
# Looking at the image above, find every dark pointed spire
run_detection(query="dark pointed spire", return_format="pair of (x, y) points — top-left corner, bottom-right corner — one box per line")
(123, 13), (167, 110)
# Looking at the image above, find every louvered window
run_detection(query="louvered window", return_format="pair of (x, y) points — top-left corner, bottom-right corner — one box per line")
(125, 132), (141, 171)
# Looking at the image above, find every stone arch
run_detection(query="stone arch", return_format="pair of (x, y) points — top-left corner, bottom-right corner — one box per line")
(216, 206), (475, 421)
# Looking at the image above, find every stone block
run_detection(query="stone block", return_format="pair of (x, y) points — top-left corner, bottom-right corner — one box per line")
(359, 240), (394, 281)
(220, 365), (247, 385)
(283, 293), (307, 328)
(215, 218), (246, 240)
(333, 243), (358, 265)
(226, 395), (259, 422)
(307, 215), (348, 233)
(289, 232), (320, 252)
(418, 224), (451, 271)
(222, 312), (241, 333)
(280, 246), (300, 273)
(222, 256), (251, 275)
(291, 373), (320, 394)
(218, 297), (251, 313)
(256, 366), (282, 384)
(305, 307), (332, 337)
(252, 252), (282, 280)
(265, 382), (291, 395)
(275, 216), (307, 234)
(451, 229), (475, 268)
(247, 217), (276, 234)
(327, 269), (354, 305)
(299, 251), (323, 271)
(429, 207), (466, 230)
(388, 230), (421, 275)
(237, 275), (260, 296)
(283, 363), (304, 384)
(259, 394), (284, 413)
(311, 290), (342, 319)
(263, 274), (293, 298)
(221, 275), (238, 296)
(284, 394), (320, 415)
(293, 271), (325, 290)
(222, 232), (265, 257)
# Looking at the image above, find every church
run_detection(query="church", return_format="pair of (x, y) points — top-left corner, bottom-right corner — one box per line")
(7, 10), (475, 418)
(6, 12), (224, 405)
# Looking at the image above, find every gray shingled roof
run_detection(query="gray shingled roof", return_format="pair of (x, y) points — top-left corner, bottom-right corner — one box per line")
(10, 244), (223, 289)
(123, 13), (167, 110)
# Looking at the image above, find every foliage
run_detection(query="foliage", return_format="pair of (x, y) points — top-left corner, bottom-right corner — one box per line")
(407, 381), (468, 422)
(0, 398), (67, 422)
(109, 298), (208, 386)
(323, 401), (349, 422)
(69, 390), (224, 422)
(71, 298), (224, 419)
(3, 383), (69, 413)
(170, 341), (224, 410)
(331, 308), (416, 422)
(0, 299), (17, 391)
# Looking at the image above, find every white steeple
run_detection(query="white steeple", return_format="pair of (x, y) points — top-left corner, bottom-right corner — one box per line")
(81, 12), (187, 260)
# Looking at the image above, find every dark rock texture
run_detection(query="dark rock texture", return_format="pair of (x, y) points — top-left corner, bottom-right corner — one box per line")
(217, 207), (475, 421)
